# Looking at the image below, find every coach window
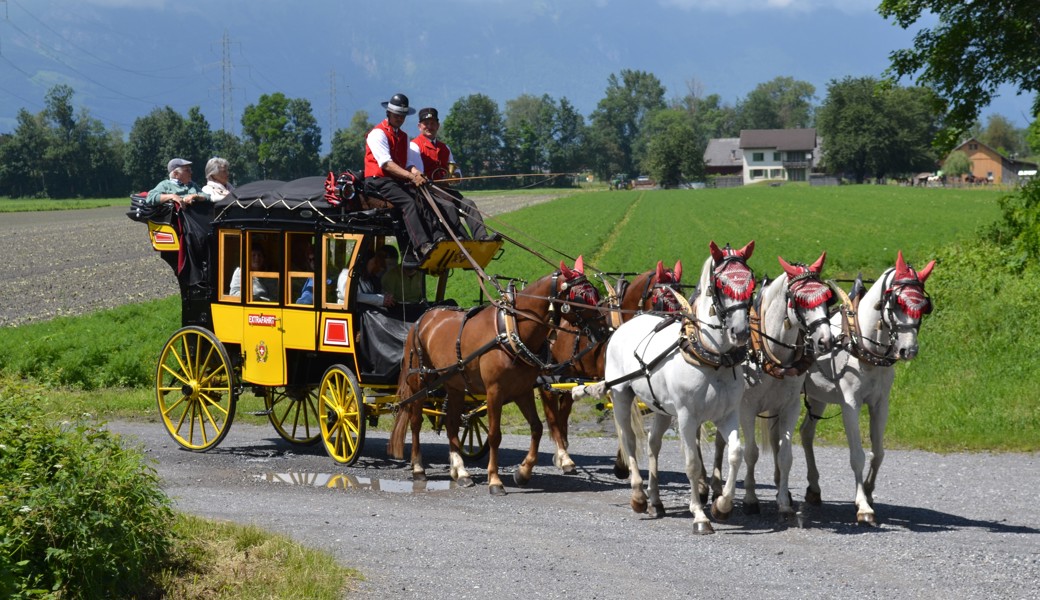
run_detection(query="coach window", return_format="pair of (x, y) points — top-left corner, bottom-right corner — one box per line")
(287, 233), (316, 307)
(323, 234), (360, 308)
(245, 232), (280, 304)
(218, 230), (241, 302)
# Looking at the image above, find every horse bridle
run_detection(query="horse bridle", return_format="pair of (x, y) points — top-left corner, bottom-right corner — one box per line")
(703, 254), (754, 326)
(785, 269), (834, 337)
(854, 269), (930, 361)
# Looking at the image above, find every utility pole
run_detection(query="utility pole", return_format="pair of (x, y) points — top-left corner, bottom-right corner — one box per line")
(221, 30), (234, 134)
(328, 69), (338, 169)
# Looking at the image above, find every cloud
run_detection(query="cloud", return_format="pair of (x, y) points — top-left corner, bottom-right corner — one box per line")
(658, 0), (878, 14)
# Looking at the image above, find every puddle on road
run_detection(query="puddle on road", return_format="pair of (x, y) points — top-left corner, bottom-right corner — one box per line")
(259, 472), (457, 493)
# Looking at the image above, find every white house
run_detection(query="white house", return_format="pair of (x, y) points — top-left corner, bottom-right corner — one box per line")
(738, 129), (819, 184)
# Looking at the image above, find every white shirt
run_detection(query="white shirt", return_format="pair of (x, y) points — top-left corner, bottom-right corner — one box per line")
(366, 126), (423, 172)
(202, 180), (233, 201)
(408, 138), (462, 178)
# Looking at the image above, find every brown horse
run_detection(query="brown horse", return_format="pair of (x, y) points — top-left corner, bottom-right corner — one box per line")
(388, 258), (601, 495)
(540, 260), (683, 474)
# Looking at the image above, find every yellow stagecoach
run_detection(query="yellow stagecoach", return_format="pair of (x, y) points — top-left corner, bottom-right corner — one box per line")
(131, 173), (502, 466)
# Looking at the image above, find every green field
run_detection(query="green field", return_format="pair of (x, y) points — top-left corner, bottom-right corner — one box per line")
(3, 183), (1035, 452)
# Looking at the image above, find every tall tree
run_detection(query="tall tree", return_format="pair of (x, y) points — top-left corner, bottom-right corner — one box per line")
(642, 109), (704, 187)
(588, 69), (666, 179)
(817, 76), (941, 182)
(0, 110), (49, 197)
(326, 110), (371, 173)
(880, 0), (1040, 150)
(977, 114), (1025, 157)
(241, 93), (322, 180)
(442, 94), (505, 190)
(125, 107), (187, 191)
(681, 83), (740, 139)
(737, 76), (816, 130)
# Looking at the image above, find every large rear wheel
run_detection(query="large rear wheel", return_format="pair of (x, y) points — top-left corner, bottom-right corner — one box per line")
(318, 365), (366, 465)
(155, 326), (236, 451)
(459, 403), (490, 461)
(265, 386), (321, 445)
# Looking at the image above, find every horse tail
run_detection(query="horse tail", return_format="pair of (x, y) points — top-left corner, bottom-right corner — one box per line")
(630, 400), (647, 463)
(388, 326), (422, 460)
(758, 414), (777, 458)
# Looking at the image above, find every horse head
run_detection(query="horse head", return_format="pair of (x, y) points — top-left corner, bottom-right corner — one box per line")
(555, 255), (602, 326)
(880, 251), (935, 360)
(704, 240), (756, 348)
(778, 251), (835, 354)
(648, 260), (683, 312)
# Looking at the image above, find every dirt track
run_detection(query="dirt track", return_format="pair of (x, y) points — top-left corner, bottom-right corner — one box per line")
(0, 194), (560, 327)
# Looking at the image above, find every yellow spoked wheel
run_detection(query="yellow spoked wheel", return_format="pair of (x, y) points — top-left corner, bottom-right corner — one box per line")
(318, 365), (366, 465)
(155, 326), (237, 451)
(265, 386), (321, 445)
(459, 403), (490, 461)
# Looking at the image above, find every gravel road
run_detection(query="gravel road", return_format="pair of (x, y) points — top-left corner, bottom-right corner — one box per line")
(8, 199), (1040, 599)
(105, 419), (1040, 600)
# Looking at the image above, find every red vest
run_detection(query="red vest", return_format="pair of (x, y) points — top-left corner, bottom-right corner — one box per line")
(364, 120), (408, 178)
(411, 134), (452, 181)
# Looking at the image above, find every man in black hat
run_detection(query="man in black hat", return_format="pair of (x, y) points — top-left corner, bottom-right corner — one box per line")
(363, 93), (446, 263)
(410, 107), (492, 240)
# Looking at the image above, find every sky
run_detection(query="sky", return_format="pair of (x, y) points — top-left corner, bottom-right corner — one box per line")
(0, 0), (1034, 152)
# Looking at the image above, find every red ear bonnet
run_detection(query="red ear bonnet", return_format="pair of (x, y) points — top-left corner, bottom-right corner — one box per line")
(655, 261), (665, 282)
(778, 255), (800, 278)
(917, 260), (935, 283)
(674, 260), (682, 282)
(709, 240), (724, 263)
(559, 260), (573, 279)
(737, 240), (755, 260)
(809, 251), (826, 274)
(574, 255), (584, 275)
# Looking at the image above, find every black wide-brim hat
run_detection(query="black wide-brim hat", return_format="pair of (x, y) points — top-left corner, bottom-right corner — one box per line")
(381, 93), (416, 115)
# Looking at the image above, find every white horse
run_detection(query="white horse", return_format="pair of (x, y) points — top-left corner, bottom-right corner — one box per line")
(800, 250), (935, 525)
(574, 241), (756, 534)
(709, 252), (835, 521)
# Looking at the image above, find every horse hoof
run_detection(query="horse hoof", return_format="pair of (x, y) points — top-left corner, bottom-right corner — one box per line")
(693, 521), (715, 535)
(457, 476), (475, 488)
(561, 463), (577, 475)
(614, 464), (630, 479)
(711, 499), (732, 522)
(805, 487), (822, 506)
(489, 484), (508, 496)
(411, 472), (427, 482)
(857, 512), (877, 527)
(743, 501), (760, 515)
(513, 471), (530, 487)
(632, 498), (648, 514)
(647, 503), (666, 519)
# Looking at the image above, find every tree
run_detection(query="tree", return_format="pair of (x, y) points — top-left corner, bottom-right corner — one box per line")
(817, 76), (941, 182)
(880, 0), (1040, 150)
(977, 114), (1025, 157)
(680, 82), (740, 139)
(642, 109), (704, 187)
(0, 110), (49, 197)
(125, 107), (187, 191)
(588, 70), (666, 179)
(442, 94), (505, 190)
(737, 76), (816, 130)
(326, 110), (371, 173)
(241, 93), (322, 180)
(501, 93), (587, 186)
(943, 150), (973, 179)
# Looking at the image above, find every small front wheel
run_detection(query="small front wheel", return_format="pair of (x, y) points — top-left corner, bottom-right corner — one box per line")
(155, 326), (236, 451)
(265, 386), (321, 445)
(459, 403), (490, 461)
(318, 365), (366, 465)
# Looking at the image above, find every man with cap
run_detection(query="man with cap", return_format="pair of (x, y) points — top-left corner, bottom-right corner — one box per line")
(145, 158), (210, 207)
(410, 107), (491, 241)
(364, 93), (449, 263)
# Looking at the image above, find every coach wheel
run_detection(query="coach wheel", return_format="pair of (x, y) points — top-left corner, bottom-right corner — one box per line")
(155, 326), (237, 451)
(265, 386), (321, 445)
(318, 365), (366, 465)
(459, 403), (490, 461)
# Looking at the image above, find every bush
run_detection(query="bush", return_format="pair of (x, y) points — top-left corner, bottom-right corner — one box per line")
(990, 178), (1040, 271)
(0, 379), (174, 599)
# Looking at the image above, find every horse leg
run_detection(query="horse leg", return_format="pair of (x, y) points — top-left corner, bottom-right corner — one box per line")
(840, 402), (875, 526)
(612, 388), (647, 514)
(774, 401), (801, 522)
(513, 390), (544, 487)
(444, 391), (474, 487)
(707, 428), (723, 503)
(678, 415), (713, 534)
(408, 399), (427, 481)
(541, 389), (577, 474)
(863, 397), (890, 510)
(710, 413), (742, 525)
(646, 412), (671, 518)
(483, 390), (506, 496)
(800, 398), (825, 505)
(741, 406), (761, 515)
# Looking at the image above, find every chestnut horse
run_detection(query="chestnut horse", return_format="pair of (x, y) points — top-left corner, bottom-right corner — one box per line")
(540, 261), (683, 474)
(388, 258), (601, 495)
(800, 251), (935, 525)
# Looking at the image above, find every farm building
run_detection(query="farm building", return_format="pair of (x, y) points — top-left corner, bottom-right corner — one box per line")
(738, 128), (820, 185)
(943, 137), (1038, 185)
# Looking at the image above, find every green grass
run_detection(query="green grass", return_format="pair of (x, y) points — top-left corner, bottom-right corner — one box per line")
(0, 197), (126, 212)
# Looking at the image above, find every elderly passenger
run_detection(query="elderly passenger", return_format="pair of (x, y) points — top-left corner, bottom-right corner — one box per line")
(145, 158), (209, 207)
(201, 157), (234, 201)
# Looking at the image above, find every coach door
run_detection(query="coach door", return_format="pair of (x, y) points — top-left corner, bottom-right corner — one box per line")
(237, 231), (286, 386)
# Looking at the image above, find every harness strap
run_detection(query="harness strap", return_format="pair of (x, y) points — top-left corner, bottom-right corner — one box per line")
(749, 293), (812, 379)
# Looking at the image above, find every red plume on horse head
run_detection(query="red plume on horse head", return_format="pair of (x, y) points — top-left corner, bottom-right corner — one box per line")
(777, 251), (827, 277)
(778, 252), (831, 309)
(895, 250), (935, 284)
(656, 260), (682, 283)
(709, 240), (755, 262)
(559, 255), (585, 279)
(708, 240), (756, 301)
